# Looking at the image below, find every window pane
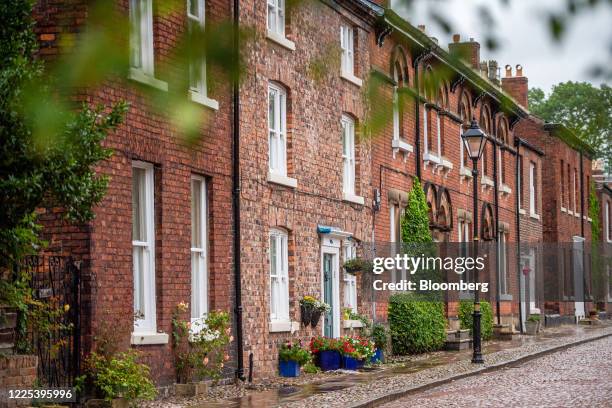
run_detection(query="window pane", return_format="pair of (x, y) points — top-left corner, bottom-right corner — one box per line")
(130, 0), (142, 68)
(191, 179), (202, 248)
(267, 3), (276, 32)
(188, 0), (199, 18)
(133, 246), (146, 319)
(132, 167), (145, 241)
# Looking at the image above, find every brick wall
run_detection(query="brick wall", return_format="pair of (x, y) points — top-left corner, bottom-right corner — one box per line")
(0, 355), (38, 407)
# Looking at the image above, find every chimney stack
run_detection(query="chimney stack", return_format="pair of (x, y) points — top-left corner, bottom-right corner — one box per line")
(488, 60), (499, 84)
(448, 35), (481, 70)
(501, 64), (529, 108)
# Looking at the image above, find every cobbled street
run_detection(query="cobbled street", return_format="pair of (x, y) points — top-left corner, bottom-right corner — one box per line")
(381, 335), (612, 408)
(384, 337), (612, 408)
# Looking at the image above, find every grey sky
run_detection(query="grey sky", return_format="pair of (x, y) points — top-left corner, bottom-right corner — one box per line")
(391, 0), (611, 94)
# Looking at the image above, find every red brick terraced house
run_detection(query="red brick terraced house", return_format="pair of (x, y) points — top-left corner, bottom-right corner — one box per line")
(30, 0), (601, 384)
(33, 0), (235, 386)
(593, 162), (612, 314)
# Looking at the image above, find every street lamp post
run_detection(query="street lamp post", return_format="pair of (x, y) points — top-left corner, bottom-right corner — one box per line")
(461, 119), (487, 364)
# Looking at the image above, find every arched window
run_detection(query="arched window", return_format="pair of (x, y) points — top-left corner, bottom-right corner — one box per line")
(480, 105), (492, 177)
(458, 91), (472, 171)
(497, 117), (509, 185)
(392, 49), (408, 142)
(481, 204), (495, 240)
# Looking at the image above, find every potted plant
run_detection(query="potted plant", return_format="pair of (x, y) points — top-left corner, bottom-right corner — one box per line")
(278, 340), (311, 377)
(339, 336), (375, 370)
(525, 314), (540, 335)
(311, 300), (330, 328)
(309, 336), (341, 371)
(370, 324), (387, 363)
(299, 296), (317, 326)
(343, 258), (372, 275)
(84, 350), (157, 407)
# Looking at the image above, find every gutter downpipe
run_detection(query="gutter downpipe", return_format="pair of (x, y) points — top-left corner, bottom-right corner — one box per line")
(232, 0), (245, 382)
(492, 120), (501, 326)
(514, 138), (524, 333)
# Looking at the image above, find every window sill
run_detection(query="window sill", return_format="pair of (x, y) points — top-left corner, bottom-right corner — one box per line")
(266, 31), (296, 51)
(268, 172), (297, 188)
(392, 138), (413, 154)
(567, 210), (574, 216)
(423, 152), (440, 166)
(500, 184), (512, 195)
(343, 320), (364, 329)
(481, 176), (494, 188)
(439, 157), (453, 171)
(519, 208), (526, 215)
(129, 68), (168, 92)
(340, 71), (363, 87)
(343, 192), (365, 205)
(189, 90), (219, 110)
(530, 213), (540, 220)
(460, 167), (473, 179)
(131, 332), (169, 345)
(269, 320), (299, 333)
(574, 212), (580, 219)
(561, 206), (567, 213)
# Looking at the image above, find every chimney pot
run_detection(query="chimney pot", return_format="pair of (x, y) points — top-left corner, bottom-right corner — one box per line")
(505, 64), (512, 77)
(516, 64), (523, 76)
(452, 34), (460, 43)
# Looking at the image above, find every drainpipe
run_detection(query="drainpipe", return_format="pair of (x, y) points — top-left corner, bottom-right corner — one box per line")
(413, 52), (429, 180)
(514, 139), (524, 334)
(492, 119), (501, 326)
(232, 0), (245, 382)
(580, 152), (585, 237)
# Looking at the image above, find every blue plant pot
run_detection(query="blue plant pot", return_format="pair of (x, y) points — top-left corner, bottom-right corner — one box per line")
(279, 360), (300, 377)
(371, 348), (384, 364)
(317, 350), (341, 371)
(342, 355), (361, 370)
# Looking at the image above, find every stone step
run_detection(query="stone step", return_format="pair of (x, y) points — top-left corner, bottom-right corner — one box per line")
(446, 329), (471, 341)
(445, 338), (473, 351)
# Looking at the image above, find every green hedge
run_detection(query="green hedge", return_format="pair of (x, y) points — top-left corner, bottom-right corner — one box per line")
(388, 294), (446, 355)
(458, 300), (493, 340)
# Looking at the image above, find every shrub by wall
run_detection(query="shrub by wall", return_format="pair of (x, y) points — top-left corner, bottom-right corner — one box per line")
(458, 300), (493, 340)
(388, 294), (446, 355)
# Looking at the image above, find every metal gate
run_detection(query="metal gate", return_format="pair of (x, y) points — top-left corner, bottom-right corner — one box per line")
(20, 255), (81, 387)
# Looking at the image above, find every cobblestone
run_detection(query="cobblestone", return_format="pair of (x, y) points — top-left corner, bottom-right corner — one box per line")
(382, 335), (612, 408)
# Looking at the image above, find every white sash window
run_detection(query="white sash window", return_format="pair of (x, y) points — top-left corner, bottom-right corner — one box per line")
(130, 0), (154, 76)
(342, 115), (356, 195)
(267, 0), (285, 37)
(191, 176), (208, 329)
(340, 25), (355, 75)
(343, 242), (357, 312)
(268, 83), (287, 176)
(270, 229), (289, 322)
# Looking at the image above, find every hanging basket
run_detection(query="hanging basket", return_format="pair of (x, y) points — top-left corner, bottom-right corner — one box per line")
(300, 304), (313, 326)
(310, 309), (322, 328)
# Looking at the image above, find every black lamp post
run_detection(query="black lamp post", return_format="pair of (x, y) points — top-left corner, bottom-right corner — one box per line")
(462, 119), (487, 364)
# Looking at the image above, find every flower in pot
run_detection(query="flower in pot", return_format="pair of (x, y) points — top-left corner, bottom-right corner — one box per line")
(299, 296), (318, 326)
(370, 324), (387, 363)
(525, 314), (540, 335)
(278, 340), (311, 377)
(309, 336), (341, 371)
(311, 300), (330, 328)
(339, 336), (375, 370)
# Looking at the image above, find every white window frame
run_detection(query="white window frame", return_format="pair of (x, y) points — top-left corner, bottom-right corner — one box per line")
(130, 0), (154, 76)
(436, 110), (442, 157)
(343, 242), (357, 312)
(267, 0), (285, 37)
(573, 169), (577, 214)
(342, 115), (356, 196)
(269, 229), (289, 323)
(529, 161), (537, 217)
(392, 71), (400, 142)
(606, 201), (610, 242)
(190, 176), (208, 331)
(132, 161), (157, 334)
(423, 106), (428, 153)
(268, 83), (287, 176)
(518, 155), (524, 212)
(340, 24), (355, 76)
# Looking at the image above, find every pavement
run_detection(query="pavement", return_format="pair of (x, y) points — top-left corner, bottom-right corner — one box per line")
(380, 335), (612, 408)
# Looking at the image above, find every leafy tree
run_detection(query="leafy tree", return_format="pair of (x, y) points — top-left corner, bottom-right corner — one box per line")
(401, 178), (432, 243)
(588, 182), (606, 304)
(528, 82), (612, 172)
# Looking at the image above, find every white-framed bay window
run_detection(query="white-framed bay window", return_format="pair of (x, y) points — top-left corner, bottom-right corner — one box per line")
(132, 162), (156, 333)
(190, 176), (208, 329)
(342, 115), (356, 196)
(187, 0), (218, 109)
(343, 241), (357, 312)
(129, 0), (167, 90)
(340, 24), (355, 76)
(268, 83), (287, 176)
(270, 228), (289, 324)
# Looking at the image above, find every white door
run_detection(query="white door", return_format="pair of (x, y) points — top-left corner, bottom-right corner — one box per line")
(572, 236), (585, 319)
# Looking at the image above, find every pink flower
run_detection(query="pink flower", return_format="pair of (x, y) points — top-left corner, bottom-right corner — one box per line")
(203, 357), (209, 365)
